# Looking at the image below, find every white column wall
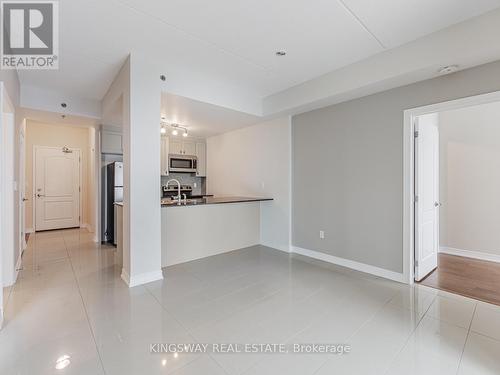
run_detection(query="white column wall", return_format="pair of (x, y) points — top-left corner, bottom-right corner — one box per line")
(126, 55), (162, 285)
(102, 55), (162, 287)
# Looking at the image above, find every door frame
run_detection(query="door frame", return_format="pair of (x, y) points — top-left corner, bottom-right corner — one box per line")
(19, 120), (26, 251)
(403, 89), (500, 284)
(32, 145), (82, 231)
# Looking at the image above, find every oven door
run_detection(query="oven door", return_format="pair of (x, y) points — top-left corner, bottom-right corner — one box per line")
(169, 156), (196, 172)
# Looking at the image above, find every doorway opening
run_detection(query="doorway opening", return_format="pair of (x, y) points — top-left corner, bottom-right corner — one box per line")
(404, 91), (500, 306)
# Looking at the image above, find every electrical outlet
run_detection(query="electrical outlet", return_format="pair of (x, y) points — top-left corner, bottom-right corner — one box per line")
(260, 182), (265, 189)
(319, 230), (325, 239)
(193, 182), (197, 188)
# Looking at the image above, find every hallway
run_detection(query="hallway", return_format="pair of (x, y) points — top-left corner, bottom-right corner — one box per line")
(2, 229), (500, 374)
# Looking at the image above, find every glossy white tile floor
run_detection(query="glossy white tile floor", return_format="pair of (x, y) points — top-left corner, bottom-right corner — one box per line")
(2, 229), (500, 374)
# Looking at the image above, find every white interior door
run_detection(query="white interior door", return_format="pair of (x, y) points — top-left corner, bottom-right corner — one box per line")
(35, 147), (80, 231)
(415, 113), (440, 281)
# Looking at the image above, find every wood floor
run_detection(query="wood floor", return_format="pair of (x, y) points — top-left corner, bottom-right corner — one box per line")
(419, 253), (500, 306)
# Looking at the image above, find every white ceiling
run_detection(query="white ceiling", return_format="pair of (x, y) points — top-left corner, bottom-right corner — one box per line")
(17, 0), (500, 128)
(161, 93), (261, 138)
(20, 108), (100, 128)
(340, 0), (500, 48)
(14, 0), (500, 137)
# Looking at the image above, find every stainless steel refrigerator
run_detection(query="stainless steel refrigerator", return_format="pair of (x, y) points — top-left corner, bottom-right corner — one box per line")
(105, 161), (123, 244)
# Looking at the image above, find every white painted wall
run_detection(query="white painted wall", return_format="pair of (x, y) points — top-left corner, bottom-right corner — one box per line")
(439, 102), (500, 260)
(128, 55), (162, 286)
(102, 55), (163, 287)
(1, 82), (18, 288)
(88, 127), (98, 240)
(0, 70), (20, 324)
(207, 117), (291, 252)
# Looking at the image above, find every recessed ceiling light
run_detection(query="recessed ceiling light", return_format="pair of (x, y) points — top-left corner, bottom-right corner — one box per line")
(160, 127), (167, 134)
(438, 65), (459, 75)
(275, 50), (286, 56)
(171, 129), (178, 136)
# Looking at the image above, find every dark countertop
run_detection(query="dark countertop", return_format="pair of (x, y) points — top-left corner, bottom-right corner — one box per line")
(161, 196), (273, 207)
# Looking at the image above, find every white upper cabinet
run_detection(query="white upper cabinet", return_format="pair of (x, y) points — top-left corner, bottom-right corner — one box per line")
(169, 140), (183, 155)
(183, 141), (196, 156)
(169, 139), (196, 155)
(101, 130), (123, 154)
(160, 136), (169, 176)
(195, 142), (206, 177)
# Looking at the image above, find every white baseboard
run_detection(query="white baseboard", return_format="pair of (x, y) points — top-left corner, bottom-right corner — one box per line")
(3, 251), (23, 287)
(80, 223), (92, 231)
(121, 268), (163, 288)
(14, 250), (23, 281)
(121, 269), (130, 286)
(291, 246), (405, 283)
(25, 228), (34, 234)
(439, 246), (500, 264)
(260, 242), (291, 253)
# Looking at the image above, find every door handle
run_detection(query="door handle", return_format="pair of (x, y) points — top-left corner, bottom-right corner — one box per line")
(434, 202), (442, 207)
(22, 198), (28, 201)
(37, 193), (45, 198)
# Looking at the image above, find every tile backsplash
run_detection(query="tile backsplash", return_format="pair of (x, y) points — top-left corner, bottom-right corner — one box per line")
(161, 173), (206, 196)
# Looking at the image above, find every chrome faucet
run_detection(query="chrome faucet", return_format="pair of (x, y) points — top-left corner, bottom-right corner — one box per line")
(166, 178), (182, 205)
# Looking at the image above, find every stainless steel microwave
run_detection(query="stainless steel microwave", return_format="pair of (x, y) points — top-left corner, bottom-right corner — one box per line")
(169, 154), (197, 173)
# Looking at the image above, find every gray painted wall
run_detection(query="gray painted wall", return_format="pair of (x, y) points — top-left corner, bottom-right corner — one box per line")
(292, 60), (500, 274)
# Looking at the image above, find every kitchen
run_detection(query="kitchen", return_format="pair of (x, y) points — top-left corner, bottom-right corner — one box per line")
(159, 124), (273, 268)
(113, 98), (276, 281)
